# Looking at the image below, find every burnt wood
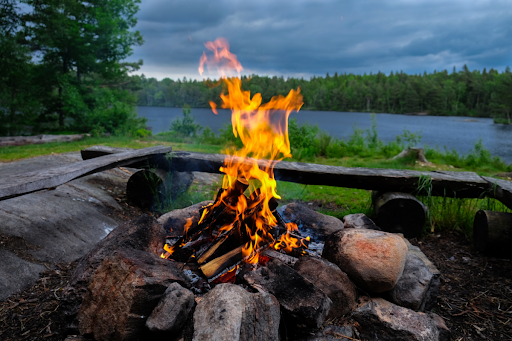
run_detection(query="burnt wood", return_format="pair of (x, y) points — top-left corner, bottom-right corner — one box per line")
(169, 151), (491, 198)
(0, 145), (172, 201)
(473, 210), (512, 258)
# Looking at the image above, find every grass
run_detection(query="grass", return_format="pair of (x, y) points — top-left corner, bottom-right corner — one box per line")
(2, 117), (512, 239)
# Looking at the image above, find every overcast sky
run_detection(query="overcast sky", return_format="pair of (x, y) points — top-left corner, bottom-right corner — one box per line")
(129, 0), (512, 80)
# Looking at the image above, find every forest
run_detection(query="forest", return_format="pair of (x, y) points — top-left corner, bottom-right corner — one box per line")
(135, 67), (512, 124)
(0, 0), (147, 136)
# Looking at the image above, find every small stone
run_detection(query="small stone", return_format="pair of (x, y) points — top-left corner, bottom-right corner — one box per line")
(245, 259), (332, 328)
(146, 282), (195, 334)
(192, 283), (280, 341)
(294, 256), (357, 318)
(343, 213), (380, 230)
(278, 203), (344, 241)
(352, 297), (439, 341)
(322, 229), (408, 293)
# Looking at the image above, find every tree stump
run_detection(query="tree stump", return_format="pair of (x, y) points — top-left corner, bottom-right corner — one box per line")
(372, 192), (427, 238)
(473, 210), (512, 258)
(391, 147), (430, 164)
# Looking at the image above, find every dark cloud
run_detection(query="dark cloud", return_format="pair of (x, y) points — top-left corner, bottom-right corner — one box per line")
(129, 0), (512, 79)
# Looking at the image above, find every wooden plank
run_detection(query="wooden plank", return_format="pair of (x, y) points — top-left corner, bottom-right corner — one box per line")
(482, 177), (512, 210)
(169, 151), (490, 198)
(81, 145), (172, 170)
(0, 134), (87, 147)
(0, 146), (172, 201)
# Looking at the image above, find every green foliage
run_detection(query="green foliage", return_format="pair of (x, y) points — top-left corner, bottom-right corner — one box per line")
(169, 105), (202, 138)
(136, 68), (512, 119)
(0, 0), (144, 137)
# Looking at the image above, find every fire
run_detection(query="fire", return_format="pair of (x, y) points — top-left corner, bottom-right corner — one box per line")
(199, 38), (305, 264)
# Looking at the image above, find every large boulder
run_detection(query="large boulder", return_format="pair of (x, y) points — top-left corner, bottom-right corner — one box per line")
(244, 259), (332, 328)
(78, 249), (190, 341)
(146, 282), (195, 335)
(69, 215), (166, 290)
(192, 283), (280, 341)
(278, 203), (344, 242)
(294, 256), (357, 318)
(322, 229), (408, 292)
(352, 297), (439, 341)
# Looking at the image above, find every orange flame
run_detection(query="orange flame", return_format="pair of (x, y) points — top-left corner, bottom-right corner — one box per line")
(199, 38), (305, 264)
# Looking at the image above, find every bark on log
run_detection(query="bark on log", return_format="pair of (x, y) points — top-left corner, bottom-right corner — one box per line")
(473, 210), (512, 258)
(372, 192), (427, 238)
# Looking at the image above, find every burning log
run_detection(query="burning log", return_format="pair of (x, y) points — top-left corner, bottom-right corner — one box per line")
(473, 210), (512, 258)
(372, 191), (427, 238)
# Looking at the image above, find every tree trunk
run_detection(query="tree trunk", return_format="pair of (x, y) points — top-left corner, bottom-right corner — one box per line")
(473, 210), (512, 258)
(372, 192), (427, 238)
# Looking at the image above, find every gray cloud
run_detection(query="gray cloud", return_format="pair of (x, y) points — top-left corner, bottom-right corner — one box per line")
(129, 0), (512, 79)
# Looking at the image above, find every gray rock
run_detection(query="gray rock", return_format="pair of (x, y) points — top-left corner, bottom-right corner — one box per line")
(403, 238), (441, 310)
(146, 282), (195, 334)
(297, 325), (355, 341)
(384, 251), (439, 311)
(193, 283), (280, 341)
(322, 229), (408, 293)
(78, 249), (190, 341)
(428, 312), (451, 341)
(69, 214), (167, 292)
(352, 297), (439, 341)
(157, 200), (213, 237)
(0, 152), (131, 300)
(278, 203), (344, 241)
(294, 256), (357, 318)
(343, 213), (380, 230)
(244, 259), (332, 328)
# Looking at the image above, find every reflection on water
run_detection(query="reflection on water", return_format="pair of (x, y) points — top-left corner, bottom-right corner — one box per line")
(137, 106), (512, 164)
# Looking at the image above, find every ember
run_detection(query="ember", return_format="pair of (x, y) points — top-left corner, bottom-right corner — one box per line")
(160, 38), (308, 282)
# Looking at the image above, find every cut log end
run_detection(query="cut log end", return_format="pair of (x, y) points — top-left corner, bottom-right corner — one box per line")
(473, 210), (512, 258)
(372, 192), (427, 238)
(127, 169), (168, 210)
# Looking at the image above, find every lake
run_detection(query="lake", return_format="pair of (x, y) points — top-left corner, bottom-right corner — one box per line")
(137, 106), (512, 164)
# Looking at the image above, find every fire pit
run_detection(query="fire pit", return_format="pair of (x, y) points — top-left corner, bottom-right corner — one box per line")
(66, 38), (446, 341)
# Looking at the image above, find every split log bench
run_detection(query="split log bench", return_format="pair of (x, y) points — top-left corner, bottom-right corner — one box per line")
(0, 145), (173, 202)
(2, 146), (511, 255)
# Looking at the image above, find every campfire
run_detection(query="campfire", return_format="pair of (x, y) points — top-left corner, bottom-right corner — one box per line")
(160, 38), (310, 283)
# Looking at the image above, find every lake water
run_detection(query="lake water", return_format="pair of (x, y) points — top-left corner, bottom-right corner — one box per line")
(137, 106), (512, 164)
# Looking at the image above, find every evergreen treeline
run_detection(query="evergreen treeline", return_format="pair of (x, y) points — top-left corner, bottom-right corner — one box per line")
(136, 66), (512, 123)
(0, 0), (146, 136)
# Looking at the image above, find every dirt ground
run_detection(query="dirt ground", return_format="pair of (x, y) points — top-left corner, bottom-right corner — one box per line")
(0, 226), (511, 340)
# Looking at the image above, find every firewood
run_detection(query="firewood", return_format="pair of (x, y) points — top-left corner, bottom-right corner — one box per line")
(260, 249), (298, 265)
(473, 210), (512, 258)
(372, 191), (427, 238)
(199, 245), (244, 279)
